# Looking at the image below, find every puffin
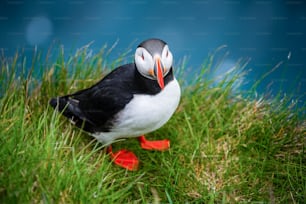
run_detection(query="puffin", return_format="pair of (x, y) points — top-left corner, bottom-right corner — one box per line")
(49, 38), (181, 170)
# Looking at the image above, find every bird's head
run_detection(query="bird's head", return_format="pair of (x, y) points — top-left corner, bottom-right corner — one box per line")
(134, 38), (173, 90)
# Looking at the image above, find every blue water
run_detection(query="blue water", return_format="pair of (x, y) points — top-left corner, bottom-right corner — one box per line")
(1, 0), (305, 108)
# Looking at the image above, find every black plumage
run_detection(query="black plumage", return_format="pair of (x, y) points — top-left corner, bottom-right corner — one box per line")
(49, 63), (174, 133)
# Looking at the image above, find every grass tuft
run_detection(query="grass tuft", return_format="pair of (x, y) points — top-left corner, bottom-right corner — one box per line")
(0, 44), (305, 203)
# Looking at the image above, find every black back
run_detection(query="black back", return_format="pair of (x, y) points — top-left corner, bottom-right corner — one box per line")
(49, 63), (174, 133)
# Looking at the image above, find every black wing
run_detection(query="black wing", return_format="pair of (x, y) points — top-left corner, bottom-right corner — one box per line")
(49, 64), (138, 133)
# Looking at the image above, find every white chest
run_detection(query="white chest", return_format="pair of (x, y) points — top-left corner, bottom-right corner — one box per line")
(93, 79), (181, 144)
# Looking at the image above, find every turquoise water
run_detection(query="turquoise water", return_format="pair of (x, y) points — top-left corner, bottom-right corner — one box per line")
(1, 1), (305, 109)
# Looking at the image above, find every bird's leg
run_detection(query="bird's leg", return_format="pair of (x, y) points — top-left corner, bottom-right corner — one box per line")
(138, 135), (170, 151)
(107, 145), (139, 171)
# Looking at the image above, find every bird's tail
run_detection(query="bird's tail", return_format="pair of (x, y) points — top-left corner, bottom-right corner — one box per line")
(49, 97), (67, 112)
(49, 96), (84, 124)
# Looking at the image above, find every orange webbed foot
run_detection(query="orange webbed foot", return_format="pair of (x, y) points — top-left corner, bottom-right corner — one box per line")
(108, 146), (139, 171)
(138, 135), (170, 151)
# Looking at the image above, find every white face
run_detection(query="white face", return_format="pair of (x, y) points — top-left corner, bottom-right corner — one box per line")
(134, 45), (173, 80)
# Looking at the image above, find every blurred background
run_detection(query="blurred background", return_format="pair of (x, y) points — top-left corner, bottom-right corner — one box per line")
(0, 0), (305, 106)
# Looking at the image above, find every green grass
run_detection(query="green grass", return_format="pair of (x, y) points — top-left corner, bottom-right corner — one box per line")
(0, 44), (305, 203)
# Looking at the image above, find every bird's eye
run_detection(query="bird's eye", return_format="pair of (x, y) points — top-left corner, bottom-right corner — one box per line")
(141, 53), (144, 60)
(166, 51), (169, 58)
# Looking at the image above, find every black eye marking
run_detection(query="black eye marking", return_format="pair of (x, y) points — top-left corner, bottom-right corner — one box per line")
(166, 51), (169, 57)
(141, 53), (144, 60)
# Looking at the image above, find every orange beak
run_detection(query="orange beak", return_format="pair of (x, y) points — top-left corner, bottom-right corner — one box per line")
(155, 57), (164, 89)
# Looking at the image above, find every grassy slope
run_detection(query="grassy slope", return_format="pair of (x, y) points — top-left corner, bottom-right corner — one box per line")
(0, 46), (305, 203)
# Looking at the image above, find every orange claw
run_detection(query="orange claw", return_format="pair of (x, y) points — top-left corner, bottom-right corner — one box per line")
(138, 135), (170, 151)
(108, 146), (139, 171)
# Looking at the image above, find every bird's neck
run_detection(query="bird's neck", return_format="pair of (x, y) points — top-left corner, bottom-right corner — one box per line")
(134, 64), (174, 95)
